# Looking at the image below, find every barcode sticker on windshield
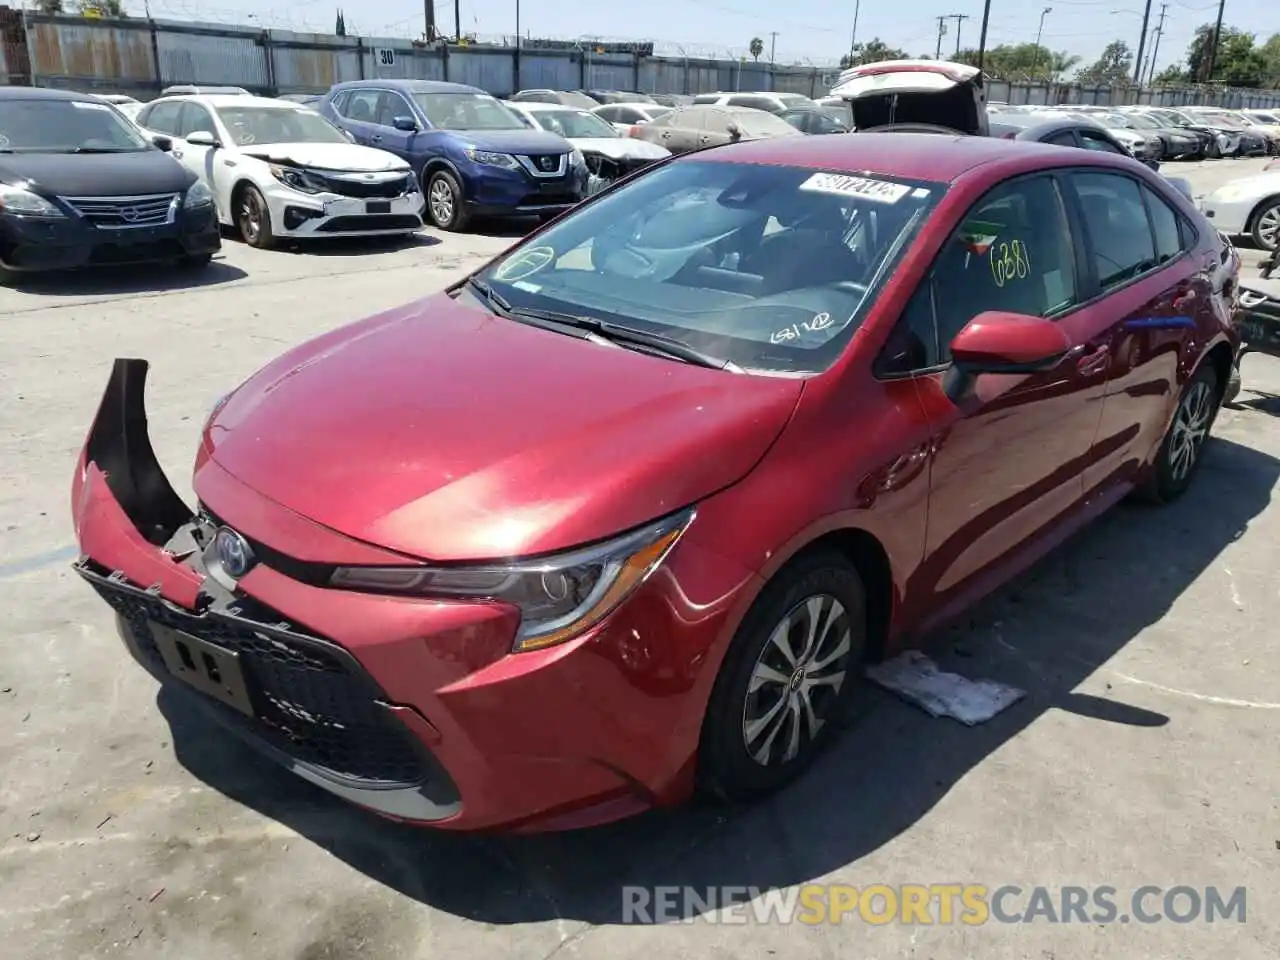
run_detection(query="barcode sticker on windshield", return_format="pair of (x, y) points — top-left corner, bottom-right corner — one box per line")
(71, 101), (111, 110)
(799, 172), (911, 203)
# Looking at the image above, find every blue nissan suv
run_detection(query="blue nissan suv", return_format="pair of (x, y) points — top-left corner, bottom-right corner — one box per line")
(319, 80), (587, 232)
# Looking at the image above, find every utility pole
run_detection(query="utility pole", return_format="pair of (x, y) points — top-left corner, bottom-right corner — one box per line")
(1032, 7), (1051, 78)
(454, 0), (462, 42)
(1204, 0), (1226, 82)
(1133, 0), (1153, 82)
(935, 15), (947, 60)
(1146, 3), (1168, 85)
(849, 0), (860, 58)
(769, 31), (778, 64)
(424, 0), (436, 40)
(977, 0), (993, 73)
(948, 13), (969, 56)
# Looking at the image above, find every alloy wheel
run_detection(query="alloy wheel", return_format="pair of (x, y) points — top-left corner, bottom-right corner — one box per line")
(241, 194), (261, 243)
(429, 179), (454, 226)
(741, 594), (852, 767)
(1168, 380), (1214, 482)
(1256, 204), (1280, 250)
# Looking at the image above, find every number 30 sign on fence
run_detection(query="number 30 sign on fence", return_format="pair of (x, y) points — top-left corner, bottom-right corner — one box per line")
(374, 48), (396, 68)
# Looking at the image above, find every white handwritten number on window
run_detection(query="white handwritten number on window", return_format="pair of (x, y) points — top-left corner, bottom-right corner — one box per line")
(990, 240), (1031, 289)
(770, 312), (834, 345)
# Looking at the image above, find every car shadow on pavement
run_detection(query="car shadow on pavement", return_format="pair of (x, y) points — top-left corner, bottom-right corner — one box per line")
(5, 259), (247, 297)
(272, 232), (442, 256)
(160, 435), (1278, 926)
(1233, 390), (1280, 416)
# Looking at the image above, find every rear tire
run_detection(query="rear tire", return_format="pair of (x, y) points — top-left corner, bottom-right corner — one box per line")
(698, 551), (868, 804)
(1136, 363), (1220, 503)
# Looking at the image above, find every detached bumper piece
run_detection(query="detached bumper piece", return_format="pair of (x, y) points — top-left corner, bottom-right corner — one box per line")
(74, 360), (461, 822)
(1238, 284), (1280, 357)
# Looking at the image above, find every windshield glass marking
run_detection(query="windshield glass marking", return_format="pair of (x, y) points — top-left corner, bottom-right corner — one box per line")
(800, 172), (914, 204)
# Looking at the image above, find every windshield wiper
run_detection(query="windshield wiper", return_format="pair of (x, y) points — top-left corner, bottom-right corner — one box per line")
(509, 306), (737, 371)
(66, 146), (135, 154)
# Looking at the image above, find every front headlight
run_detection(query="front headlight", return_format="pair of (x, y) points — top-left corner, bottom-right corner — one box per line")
(268, 163), (328, 194)
(329, 508), (694, 652)
(0, 184), (64, 218)
(463, 147), (520, 170)
(183, 180), (214, 208)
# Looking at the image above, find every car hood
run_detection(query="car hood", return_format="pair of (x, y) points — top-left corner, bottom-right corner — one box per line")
(570, 137), (670, 159)
(0, 149), (193, 197)
(1209, 173), (1280, 198)
(446, 129), (571, 154)
(199, 292), (803, 562)
(830, 59), (988, 135)
(238, 142), (410, 172)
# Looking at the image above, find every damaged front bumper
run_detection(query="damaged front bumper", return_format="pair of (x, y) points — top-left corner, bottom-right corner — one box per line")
(582, 154), (661, 196)
(71, 359), (462, 822)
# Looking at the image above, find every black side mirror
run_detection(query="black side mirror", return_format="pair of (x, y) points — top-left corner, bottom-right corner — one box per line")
(152, 135), (173, 152)
(728, 123), (743, 142)
(392, 115), (418, 132)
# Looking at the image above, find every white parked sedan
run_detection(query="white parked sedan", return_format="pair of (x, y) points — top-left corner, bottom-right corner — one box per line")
(134, 94), (424, 248)
(505, 101), (670, 195)
(1199, 167), (1280, 251)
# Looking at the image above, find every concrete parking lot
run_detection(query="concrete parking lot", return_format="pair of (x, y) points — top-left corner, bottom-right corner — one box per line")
(2, 157), (1278, 959)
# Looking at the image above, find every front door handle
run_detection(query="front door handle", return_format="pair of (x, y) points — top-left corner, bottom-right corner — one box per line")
(1075, 344), (1111, 376)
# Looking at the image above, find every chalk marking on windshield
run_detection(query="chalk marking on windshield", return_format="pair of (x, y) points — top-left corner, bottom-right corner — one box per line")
(990, 239), (1031, 288)
(770, 312), (835, 344)
(71, 101), (111, 111)
(799, 172), (911, 203)
(512, 280), (541, 293)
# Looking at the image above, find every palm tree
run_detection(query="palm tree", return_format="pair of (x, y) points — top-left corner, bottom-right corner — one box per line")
(750, 37), (764, 61)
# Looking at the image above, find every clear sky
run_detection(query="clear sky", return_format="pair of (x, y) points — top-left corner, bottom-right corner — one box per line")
(142, 0), (1279, 77)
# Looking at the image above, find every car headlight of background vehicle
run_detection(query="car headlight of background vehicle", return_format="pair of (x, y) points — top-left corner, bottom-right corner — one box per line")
(0, 184), (65, 218)
(183, 180), (214, 208)
(463, 147), (520, 170)
(329, 508), (694, 652)
(268, 163), (329, 194)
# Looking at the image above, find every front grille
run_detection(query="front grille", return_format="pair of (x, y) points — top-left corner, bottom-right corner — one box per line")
(62, 193), (176, 228)
(316, 214), (422, 232)
(526, 153), (562, 172)
(318, 173), (414, 199)
(88, 575), (432, 786)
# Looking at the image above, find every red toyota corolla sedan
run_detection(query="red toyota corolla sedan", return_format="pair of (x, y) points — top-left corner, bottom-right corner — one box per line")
(71, 133), (1240, 833)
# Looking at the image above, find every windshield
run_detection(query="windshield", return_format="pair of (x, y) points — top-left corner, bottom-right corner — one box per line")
(528, 109), (618, 139)
(0, 97), (150, 153)
(639, 107), (673, 122)
(477, 159), (940, 374)
(1125, 113), (1160, 130)
(413, 92), (525, 131)
(732, 110), (802, 137)
(216, 106), (348, 145)
(1097, 113), (1134, 129)
(1205, 114), (1246, 130)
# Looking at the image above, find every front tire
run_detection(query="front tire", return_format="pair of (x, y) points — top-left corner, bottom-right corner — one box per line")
(424, 169), (471, 232)
(237, 185), (275, 249)
(1249, 197), (1280, 252)
(1138, 363), (1220, 503)
(698, 552), (867, 804)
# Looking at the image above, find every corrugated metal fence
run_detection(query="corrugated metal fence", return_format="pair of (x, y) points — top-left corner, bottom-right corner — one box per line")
(5, 11), (1280, 109)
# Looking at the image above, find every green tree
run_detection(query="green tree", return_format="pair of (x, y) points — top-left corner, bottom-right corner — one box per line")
(1181, 23), (1268, 85)
(954, 43), (1079, 81)
(749, 37), (764, 61)
(1260, 33), (1280, 87)
(77, 0), (126, 15)
(335, 9), (347, 36)
(1075, 40), (1134, 85)
(839, 38), (907, 69)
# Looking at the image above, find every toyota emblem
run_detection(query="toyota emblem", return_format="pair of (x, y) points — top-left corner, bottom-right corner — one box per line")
(213, 527), (255, 579)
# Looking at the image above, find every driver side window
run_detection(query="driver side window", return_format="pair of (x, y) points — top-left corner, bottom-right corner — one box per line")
(877, 175), (1079, 375)
(176, 103), (215, 139)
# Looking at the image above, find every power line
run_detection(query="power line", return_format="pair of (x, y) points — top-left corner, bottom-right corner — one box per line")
(948, 13), (970, 56)
(1146, 2), (1169, 83)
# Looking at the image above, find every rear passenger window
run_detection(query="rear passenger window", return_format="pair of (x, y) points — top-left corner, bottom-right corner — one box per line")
(1142, 186), (1185, 265)
(142, 100), (182, 134)
(1071, 172), (1158, 288)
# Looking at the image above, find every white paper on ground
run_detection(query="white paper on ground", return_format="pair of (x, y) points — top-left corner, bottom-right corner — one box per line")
(865, 651), (1026, 725)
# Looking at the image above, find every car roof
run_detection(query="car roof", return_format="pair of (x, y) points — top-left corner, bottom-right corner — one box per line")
(0, 86), (103, 102)
(697, 131), (1119, 183)
(333, 79), (484, 95)
(596, 102), (666, 110)
(154, 94), (301, 109)
(513, 102), (592, 112)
